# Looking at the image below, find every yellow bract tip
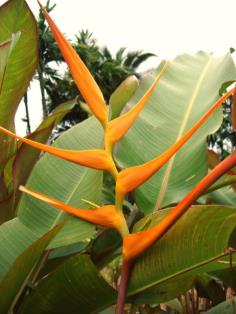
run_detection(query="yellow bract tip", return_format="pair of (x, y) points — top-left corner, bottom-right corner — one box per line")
(105, 61), (169, 149)
(38, 1), (108, 127)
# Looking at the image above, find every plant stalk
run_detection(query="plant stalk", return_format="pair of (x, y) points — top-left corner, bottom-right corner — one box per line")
(37, 64), (48, 119)
(24, 92), (31, 134)
(116, 260), (133, 314)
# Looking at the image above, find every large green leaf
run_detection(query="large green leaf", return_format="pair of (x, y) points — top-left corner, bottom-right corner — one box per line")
(0, 0), (38, 170)
(19, 255), (117, 314)
(0, 221), (64, 314)
(0, 218), (37, 280)
(17, 117), (104, 248)
(91, 229), (122, 268)
(210, 236), (236, 291)
(0, 34), (20, 199)
(18, 205), (236, 313)
(128, 205), (236, 304)
(115, 52), (236, 213)
(0, 35), (17, 89)
(4, 204), (234, 313)
(210, 186), (236, 206)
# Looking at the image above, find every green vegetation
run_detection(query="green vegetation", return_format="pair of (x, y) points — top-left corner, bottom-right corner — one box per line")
(0, 0), (236, 313)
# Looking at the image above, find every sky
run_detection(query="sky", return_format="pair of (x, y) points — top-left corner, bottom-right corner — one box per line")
(1, 0), (236, 134)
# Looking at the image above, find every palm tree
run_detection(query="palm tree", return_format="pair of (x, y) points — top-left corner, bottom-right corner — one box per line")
(37, 0), (63, 118)
(35, 2), (155, 126)
(43, 29), (155, 126)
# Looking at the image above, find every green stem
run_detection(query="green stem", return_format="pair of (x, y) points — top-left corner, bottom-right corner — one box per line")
(105, 130), (132, 314)
(104, 133), (129, 237)
(115, 193), (124, 213)
(115, 195), (130, 238)
(105, 135), (123, 212)
(105, 136), (119, 181)
(110, 163), (119, 180)
(118, 213), (129, 237)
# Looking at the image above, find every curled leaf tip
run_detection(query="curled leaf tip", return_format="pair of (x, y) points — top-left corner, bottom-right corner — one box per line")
(0, 126), (116, 173)
(37, 1), (108, 127)
(105, 61), (169, 149)
(19, 185), (125, 231)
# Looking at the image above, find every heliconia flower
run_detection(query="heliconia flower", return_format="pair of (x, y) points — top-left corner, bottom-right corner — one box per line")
(105, 61), (169, 150)
(123, 151), (236, 261)
(0, 126), (117, 176)
(115, 87), (235, 203)
(38, 1), (108, 128)
(19, 186), (127, 233)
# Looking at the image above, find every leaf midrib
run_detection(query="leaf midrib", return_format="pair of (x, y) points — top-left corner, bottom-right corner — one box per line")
(129, 249), (232, 296)
(155, 57), (212, 209)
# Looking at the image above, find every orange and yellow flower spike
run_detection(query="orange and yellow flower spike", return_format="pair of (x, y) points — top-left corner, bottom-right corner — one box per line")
(20, 186), (128, 236)
(105, 61), (169, 151)
(116, 87), (235, 204)
(0, 126), (117, 177)
(38, 1), (108, 128)
(123, 151), (236, 261)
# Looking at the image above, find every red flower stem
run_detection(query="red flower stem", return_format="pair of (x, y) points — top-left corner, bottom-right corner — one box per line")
(116, 260), (133, 314)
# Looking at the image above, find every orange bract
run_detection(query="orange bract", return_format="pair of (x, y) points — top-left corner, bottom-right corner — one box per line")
(123, 151), (236, 261)
(116, 87), (235, 203)
(105, 61), (169, 150)
(38, 1), (108, 128)
(0, 126), (117, 175)
(20, 186), (124, 230)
